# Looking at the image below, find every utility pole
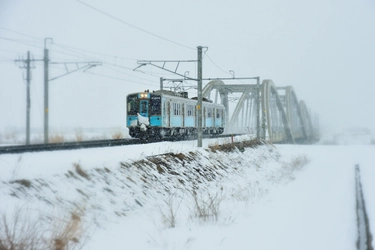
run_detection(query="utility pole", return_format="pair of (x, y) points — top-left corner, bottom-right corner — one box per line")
(160, 77), (164, 91)
(26, 51), (31, 145)
(197, 46), (203, 147)
(44, 38), (52, 144)
(15, 39), (101, 145)
(15, 51), (35, 145)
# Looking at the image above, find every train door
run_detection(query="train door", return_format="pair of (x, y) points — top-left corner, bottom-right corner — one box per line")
(182, 103), (185, 127)
(162, 101), (167, 127)
(213, 108), (216, 127)
(168, 101), (171, 127)
(140, 100), (148, 117)
(203, 107), (206, 127)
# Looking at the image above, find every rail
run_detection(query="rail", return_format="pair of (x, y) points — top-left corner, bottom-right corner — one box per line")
(0, 134), (245, 155)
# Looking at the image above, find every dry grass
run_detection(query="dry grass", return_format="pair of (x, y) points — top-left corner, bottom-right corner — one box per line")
(277, 154), (311, 183)
(189, 188), (225, 223)
(73, 163), (91, 181)
(9, 179), (32, 188)
(0, 207), (88, 250)
(288, 155), (310, 171)
(50, 211), (84, 250)
(209, 139), (265, 153)
(49, 135), (65, 143)
(157, 193), (183, 228)
(75, 128), (84, 142)
(111, 128), (123, 139)
(4, 132), (16, 141)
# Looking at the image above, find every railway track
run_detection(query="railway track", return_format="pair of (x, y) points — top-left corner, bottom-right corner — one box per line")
(0, 138), (143, 155)
(355, 164), (373, 250)
(0, 134), (242, 155)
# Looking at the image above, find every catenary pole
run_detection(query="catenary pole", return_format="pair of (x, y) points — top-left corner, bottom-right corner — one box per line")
(197, 46), (203, 147)
(43, 39), (52, 144)
(160, 77), (164, 91)
(26, 51), (31, 145)
(15, 52), (40, 144)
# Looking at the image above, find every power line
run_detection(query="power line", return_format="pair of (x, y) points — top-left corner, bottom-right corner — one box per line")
(0, 36), (44, 49)
(83, 70), (159, 87)
(49, 46), (177, 84)
(103, 65), (159, 83)
(0, 26), (43, 41)
(204, 51), (231, 76)
(0, 28), (178, 81)
(0, 27), (175, 85)
(53, 43), (137, 62)
(76, 0), (195, 51)
(51, 45), (178, 78)
(0, 58), (14, 62)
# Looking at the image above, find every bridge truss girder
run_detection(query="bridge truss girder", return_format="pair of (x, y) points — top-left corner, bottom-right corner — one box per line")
(261, 80), (294, 143)
(202, 79), (316, 143)
(203, 80), (260, 134)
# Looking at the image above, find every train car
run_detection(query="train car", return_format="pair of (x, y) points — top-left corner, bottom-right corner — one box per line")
(126, 90), (225, 139)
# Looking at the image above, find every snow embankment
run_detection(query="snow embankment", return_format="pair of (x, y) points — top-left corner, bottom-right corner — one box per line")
(1, 138), (374, 250)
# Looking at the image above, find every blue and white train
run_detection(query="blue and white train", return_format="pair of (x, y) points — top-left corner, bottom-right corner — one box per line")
(126, 90), (226, 139)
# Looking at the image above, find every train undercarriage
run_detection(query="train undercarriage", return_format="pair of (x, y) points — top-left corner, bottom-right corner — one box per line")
(128, 126), (224, 140)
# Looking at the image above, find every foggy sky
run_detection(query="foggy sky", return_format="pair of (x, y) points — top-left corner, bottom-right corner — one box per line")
(1, 0), (375, 134)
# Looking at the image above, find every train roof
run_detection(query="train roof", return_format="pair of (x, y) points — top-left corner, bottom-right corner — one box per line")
(128, 90), (214, 103)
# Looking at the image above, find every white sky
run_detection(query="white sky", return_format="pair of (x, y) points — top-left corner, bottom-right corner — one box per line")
(1, 0), (375, 133)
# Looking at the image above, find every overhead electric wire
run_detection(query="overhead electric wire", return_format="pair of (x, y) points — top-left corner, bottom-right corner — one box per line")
(0, 36), (44, 49)
(84, 71), (159, 87)
(0, 26), (179, 85)
(103, 65), (159, 83)
(53, 43), (137, 62)
(76, 0), (195, 51)
(49, 47), (170, 85)
(49, 46), (177, 83)
(204, 51), (231, 76)
(0, 26), (43, 41)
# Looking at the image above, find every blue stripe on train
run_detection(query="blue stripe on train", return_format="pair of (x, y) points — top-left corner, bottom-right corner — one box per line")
(127, 116), (138, 127)
(150, 116), (162, 126)
(205, 119), (213, 127)
(184, 117), (195, 127)
(170, 116), (183, 127)
(215, 119), (222, 127)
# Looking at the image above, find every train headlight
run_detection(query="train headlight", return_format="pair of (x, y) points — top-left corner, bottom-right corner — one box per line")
(140, 93), (149, 99)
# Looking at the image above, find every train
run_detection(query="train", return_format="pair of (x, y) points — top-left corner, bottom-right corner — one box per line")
(126, 90), (226, 139)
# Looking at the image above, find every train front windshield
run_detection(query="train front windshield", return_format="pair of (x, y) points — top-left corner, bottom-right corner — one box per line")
(139, 100), (148, 117)
(127, 94), (139, 115)
(127, 93), (161, 117)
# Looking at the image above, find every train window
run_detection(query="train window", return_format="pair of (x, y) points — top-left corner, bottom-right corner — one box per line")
(150, 94), (161, 115)
(187, 105), (194, 116)
(140, 101), (148, 114)
(207, 108), (212, 118)
(216, 109), (220, 118)
(172, 103), (181, 116)
(127, 95), (139, 115)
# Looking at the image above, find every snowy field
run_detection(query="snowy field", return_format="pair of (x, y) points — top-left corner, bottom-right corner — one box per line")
(0, 135), (374, 250)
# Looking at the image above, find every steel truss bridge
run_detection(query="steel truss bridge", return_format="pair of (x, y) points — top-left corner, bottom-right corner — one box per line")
(203, 79), (319, 144)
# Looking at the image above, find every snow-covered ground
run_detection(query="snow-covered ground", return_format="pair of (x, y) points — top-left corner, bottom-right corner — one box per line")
(0, 135), (374, 250)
